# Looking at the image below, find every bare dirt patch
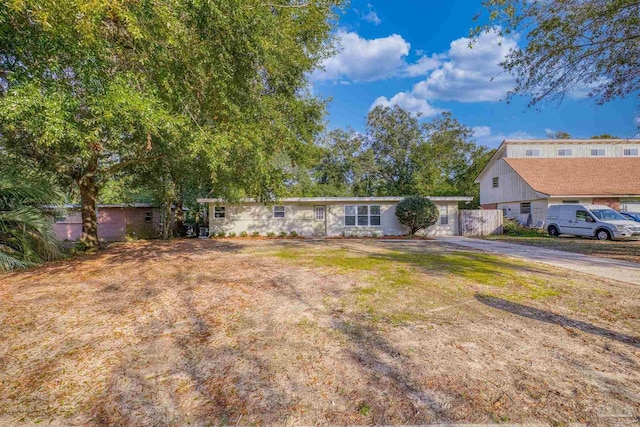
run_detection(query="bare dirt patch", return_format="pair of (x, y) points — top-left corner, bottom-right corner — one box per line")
(1, 238), (639, 425)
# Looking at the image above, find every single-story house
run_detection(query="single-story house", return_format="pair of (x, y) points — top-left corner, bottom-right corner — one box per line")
(196, 196), (473, 237)
(475, 139), (640, 226)
(51, 204), (163, 241)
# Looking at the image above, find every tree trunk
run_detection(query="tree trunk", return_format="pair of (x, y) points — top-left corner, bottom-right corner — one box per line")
(162, 202), (172, 240)
(77, 156), (99, 249)
(174, 199), (185, 237)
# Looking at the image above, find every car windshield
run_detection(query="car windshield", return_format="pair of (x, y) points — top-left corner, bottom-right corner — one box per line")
(590, 209), (627, 221)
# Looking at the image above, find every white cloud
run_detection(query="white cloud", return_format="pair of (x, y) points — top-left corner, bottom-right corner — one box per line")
(472, 126), (535, 148)
(362, 3), (381, 25)
(404, 54), (443, 77)
(412, 29), (518, 102)
(313, 30), (410, 82)
(472, 126), (492, 138)
(371, 92), (442, 117)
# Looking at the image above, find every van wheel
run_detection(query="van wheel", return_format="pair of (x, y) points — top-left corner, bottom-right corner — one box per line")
(595, 229), (611, 241)
(548, 225), (559, 237)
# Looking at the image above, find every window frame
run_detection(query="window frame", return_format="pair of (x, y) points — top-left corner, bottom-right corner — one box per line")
(214, 206), (226, 219)
(273, 205), (285, 218)
(557, 148), (573, 157)
(440, 204), (449, 225)
(344, 204), (381, 227)
(144, 211), (153, 223)
(492, 176), (499, 188)
(520, 202), (531, 215)
(525, 149), (540, 157)
(623, 148), (639, 156)
(590, 148), (605, 157)
(314, 206), (325, 221)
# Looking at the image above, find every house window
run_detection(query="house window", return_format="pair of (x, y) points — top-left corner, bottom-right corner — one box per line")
(557, 149), (572, 156)
(144, 211), (152, 223)
(344, 205), (381, 227)
(357, 205), (369, 226)
(273, 205), (285, 218)
(492, 176), (499, 188)
(345, 205), (356, 226)
(525, 149), (540, 157)
(54, 215), (67, 222)
(591, 148), (605, 156)
(562, 200), (579, 204)
(214, 207), (225, 218)
(520, 202), (531, 214)
(440, 205), (449, 225)
(314, 206), (325, 220)
(370, 205), (381, 226)
(624, 148), (638, 156)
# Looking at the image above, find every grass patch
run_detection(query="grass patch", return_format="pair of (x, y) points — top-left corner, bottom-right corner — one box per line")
(271, 246), (561, 324)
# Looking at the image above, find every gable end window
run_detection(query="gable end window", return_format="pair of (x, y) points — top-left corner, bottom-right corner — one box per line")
(214, 207), (225, 218)
(525, 149), (540, 157)
(492, 176), (499, 188)
(590, 148), (605, 156)
(624, 148), (638, 156)
(273, 205), (285, 218)
(520, 202), (531, 215)
(557, 148), (572, 156)
(144, 211), (153, 223)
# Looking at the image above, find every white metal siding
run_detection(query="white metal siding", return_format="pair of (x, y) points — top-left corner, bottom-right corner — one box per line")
(479, 159), (538, 205)
(506, 144), (640, 158)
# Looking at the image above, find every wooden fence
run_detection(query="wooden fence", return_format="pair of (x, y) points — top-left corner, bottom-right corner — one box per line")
(459, 209), (503, 236)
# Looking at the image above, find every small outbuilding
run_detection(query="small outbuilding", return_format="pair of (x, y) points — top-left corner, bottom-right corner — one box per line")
(52, 204), (163, 241)
(196, 196), (473, 237)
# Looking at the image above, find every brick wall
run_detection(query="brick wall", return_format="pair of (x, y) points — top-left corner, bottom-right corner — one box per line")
(592, 198), (620, 211)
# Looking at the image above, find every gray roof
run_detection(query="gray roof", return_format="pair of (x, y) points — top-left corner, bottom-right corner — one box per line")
(197, 196), (473, 204)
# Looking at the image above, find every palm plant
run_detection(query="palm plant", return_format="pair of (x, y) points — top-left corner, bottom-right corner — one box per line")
(0, 167), (63, 271)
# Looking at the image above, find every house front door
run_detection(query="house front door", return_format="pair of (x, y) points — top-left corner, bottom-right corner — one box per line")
(313, 206), (326, 235)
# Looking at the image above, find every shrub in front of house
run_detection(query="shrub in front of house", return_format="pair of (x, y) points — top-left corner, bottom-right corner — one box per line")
(251, 231), (260, 237)
(217, 231), (226, 238)
(240, 231), (248, 237)
(503, 218), (546, 237)
(289, 230), (298, 237)
(395, 195), (439, 235)
(266, 231), (276, 237)
(228, 232), (236, 237)
(279, 231), (287, 238)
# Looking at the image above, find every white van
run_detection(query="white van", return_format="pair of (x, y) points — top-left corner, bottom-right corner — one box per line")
(546, 204), (640, 240)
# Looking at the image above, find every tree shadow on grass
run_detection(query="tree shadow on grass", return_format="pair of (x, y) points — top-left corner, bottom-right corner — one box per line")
(475, 294), (640, 348)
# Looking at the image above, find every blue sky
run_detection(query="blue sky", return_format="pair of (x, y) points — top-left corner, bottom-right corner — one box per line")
(311, 1), (640, 148)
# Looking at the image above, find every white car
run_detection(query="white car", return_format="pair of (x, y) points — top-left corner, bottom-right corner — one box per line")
(546, 204), (640, 240)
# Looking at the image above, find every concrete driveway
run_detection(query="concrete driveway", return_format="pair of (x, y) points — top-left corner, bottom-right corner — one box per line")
(437, 236), (640, 285)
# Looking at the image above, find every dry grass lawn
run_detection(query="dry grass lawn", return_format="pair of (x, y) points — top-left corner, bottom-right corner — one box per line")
(484, 235), (640, 263)
(1, 238), (639, 425)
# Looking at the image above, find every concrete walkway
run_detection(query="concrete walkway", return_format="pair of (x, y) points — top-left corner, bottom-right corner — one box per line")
(436, 236), (640, 285)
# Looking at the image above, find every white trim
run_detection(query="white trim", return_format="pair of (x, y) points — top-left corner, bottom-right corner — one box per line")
(344, 204), (381, 227)
(197, 196), (472, 204)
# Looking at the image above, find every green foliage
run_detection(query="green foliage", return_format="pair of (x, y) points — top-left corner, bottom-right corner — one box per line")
(0, 165), (63, 271)
(291, 107), (490, 203)
(279, 231), (288, 238)
(0, 0), (343, 246)
(228, 232), (236, 238)
(503, 218), (546, 237)
(266, 231), (276, 238)
(251, 231), (260, 237)
(591, 134), (620, 139)
(474, 0), (640, 106)
(217, 231), (226, 238)
(395, 196), (439, 235)
(289, 230), (299, 237)
(240, 231), (248, 237)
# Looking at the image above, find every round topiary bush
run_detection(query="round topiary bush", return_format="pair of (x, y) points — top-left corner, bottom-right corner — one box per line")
(395, 195), (439, 235)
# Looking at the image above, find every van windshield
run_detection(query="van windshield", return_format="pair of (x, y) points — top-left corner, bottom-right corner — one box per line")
(590, 209), (627, 221)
